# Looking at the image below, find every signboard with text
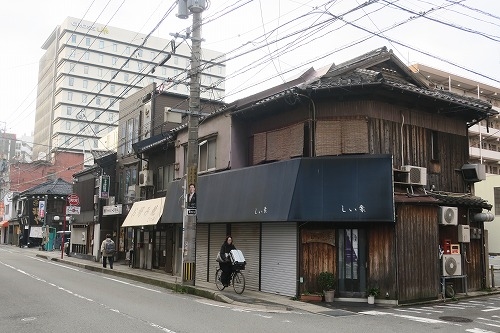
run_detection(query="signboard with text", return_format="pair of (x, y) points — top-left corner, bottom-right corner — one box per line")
(99, 175), (110, 199)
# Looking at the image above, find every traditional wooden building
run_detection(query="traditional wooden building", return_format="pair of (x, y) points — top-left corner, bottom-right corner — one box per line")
(158, 46), (495, 304)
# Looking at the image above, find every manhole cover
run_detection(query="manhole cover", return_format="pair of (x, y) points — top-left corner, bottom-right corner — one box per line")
(439, 316), (473, 323)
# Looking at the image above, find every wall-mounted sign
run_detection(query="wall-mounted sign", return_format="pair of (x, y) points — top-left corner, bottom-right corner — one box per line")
(103, 204), (123, 216)
(99, 175), (110, 199)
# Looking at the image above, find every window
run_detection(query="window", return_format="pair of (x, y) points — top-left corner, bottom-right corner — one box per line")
(108, 112), (114, 121)
(94, 139), (99, 148)
(111, 70), (117, 79)
(95, 110), (104, 119)
(96, 97), (101, 105)
(66, 106), (72, 115)
(67, 92), (73, 101)
(125, 46), (130, 55)
(99, 40), (104, 49)
(69, 63), (75, 72)
(99, 54), (103, 63)
(84, 52), (90, 60)
(98, 68), (102, 77)
(494, 187), (500, 215)
(124, 61), (129, 68)
(157, 164), (175, 191)
(137, 49), (143, 58)
(123, 118), (138, 155)
(110, 84), (115, 93)
(112, 57), (117, 65)
(199, 138), (216, 172)
(65, 121), (71, 130)
(86, 37), (91, 46)
(83, 80), (88, 89)
(94, 124), (100, 133)
(84, 66), (89, 74)
(431, 131), (439, 161)
(70, 48), (76, 58)
(113, 43), (117, 52)
(79, 122), (86, 130)
(138, 62), (143, 70)
(96, 83), (101, 91)
(79, 138), (84, 146)
(124, 73), (129, 82)
(82, 94), (87, 103)
(71, 34), (76, 43)
(150, 51), (155, 59)
(68, 77), (74, 86)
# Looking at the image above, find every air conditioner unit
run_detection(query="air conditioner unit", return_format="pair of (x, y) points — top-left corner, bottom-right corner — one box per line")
(126, 185), (139, 203)
(139, 170), (153, 187)
(442, 254), (462, 276)
(401, 165), (427, 186)
(439, 206), (458, 226)
(458, 224), (470, 243)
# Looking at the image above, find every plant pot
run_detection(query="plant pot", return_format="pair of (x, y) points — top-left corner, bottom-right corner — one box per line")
(301, 294), (322, 302)
(367, 295), (375, 304)
(324, 290), (335, 303)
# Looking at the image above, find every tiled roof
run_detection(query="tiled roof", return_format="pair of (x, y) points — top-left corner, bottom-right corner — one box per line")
(20, 178), (73, 196)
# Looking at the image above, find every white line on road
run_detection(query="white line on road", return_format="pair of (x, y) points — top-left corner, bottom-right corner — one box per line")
(30, 256), (81, 271)
(466, 328), (496, 333)
(101, 276), (163, 293)
(360, 310), (450, 324)
(0, 259), (177, 333)
(481, 307), (500, 312)
(394, 309), (423, 314)
(477, 317), (500, 324)
(434, 305), (467, 310)
(416, 307), (443, 313)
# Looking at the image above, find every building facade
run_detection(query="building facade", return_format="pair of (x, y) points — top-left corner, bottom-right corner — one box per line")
(410, 64), (500, 253)
(32, 16), (226, 164)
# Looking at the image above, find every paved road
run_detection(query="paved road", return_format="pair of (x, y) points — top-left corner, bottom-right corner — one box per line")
(2, 247), (500, 333)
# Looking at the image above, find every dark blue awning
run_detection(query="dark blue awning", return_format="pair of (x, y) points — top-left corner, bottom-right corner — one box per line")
(132, 133), (170, 155)
(161, 155), (395, 223)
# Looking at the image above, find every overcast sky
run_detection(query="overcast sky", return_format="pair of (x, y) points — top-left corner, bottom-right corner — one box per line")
(1, 0), (499, 137)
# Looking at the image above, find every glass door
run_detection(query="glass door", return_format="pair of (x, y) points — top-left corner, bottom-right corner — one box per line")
(337, 229), (366, 297)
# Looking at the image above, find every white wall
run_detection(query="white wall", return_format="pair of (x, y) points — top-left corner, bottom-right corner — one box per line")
(474, 175), (500, 254)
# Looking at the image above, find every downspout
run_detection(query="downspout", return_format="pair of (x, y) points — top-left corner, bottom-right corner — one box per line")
(295, 93), (316, 157)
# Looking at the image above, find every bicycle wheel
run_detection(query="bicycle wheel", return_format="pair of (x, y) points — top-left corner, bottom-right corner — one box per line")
(232, 271), (245, 294)
(215, 269), (224, 291)
(445, 284), (455, 298)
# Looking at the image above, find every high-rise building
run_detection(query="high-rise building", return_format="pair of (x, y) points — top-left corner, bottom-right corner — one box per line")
(33, 16), (225, 164)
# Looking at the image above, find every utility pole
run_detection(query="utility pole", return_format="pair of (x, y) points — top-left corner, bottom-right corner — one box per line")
(177, 0), (205, 285)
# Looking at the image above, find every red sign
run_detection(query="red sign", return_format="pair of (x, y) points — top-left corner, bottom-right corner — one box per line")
(68, 194), (80, 206)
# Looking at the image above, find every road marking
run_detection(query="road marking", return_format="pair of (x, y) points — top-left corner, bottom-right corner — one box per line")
(101, 276), (162, 293)
(31, 257), (80, 271)
(481, 307), (500, 312)
(477, 317), (500, 323)
(417, 307), (443, 313)
(0, 259), (178, 333)
(466, 329), (496, 333)
(360, 310), (449, 324)
(395, 309), (423, 314)
(434, 305), (467, 310)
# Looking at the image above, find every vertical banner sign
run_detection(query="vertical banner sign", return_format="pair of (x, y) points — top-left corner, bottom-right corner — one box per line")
(99, 175), (110, 199)
(38, 201), (45, 218)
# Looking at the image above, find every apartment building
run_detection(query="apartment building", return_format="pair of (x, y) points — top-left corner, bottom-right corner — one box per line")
(32, 16), (225, 164)
(411, 63), (500, 253)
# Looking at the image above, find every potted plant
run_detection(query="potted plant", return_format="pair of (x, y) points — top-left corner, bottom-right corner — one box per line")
(318, 272), (336, 303)
(367, 287), (380, 304)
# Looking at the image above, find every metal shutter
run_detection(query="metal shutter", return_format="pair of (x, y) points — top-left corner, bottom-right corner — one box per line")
(209, 224), (227, 283)
(231, 223), (260, 291)
(261, 222), (297, 297)
(195, 224), (209, 283)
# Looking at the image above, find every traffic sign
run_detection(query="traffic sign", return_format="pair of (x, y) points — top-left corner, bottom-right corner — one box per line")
(66, 206), (81, 215)
(68, 193), (80, 206)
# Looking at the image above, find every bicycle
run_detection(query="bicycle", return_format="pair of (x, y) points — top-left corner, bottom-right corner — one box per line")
(215, 267), (246, 294)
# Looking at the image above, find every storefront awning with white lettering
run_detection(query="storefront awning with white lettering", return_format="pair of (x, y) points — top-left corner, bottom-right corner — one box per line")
(122, 197), (165, 227)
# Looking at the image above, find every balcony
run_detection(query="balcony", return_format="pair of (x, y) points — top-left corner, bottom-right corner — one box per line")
(469, 147), (500, 163)
(469, 124), (500, 141)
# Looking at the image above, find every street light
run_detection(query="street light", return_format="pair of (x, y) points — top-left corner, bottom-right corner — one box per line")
(53, 215), (70, 259)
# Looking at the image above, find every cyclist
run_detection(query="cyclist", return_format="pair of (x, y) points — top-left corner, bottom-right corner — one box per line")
(219, 235), (236, 288)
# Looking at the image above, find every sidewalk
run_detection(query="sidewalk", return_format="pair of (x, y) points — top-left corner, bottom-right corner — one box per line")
(13, 245), (500, 315)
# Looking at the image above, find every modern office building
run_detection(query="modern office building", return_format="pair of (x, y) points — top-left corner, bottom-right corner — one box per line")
(33, 16), (225, 164)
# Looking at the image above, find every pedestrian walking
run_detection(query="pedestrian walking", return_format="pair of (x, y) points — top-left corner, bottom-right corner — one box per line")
(100, 234), (115, 269)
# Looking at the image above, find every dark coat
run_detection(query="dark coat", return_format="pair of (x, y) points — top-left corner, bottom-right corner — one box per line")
(220, 242), (236, 262)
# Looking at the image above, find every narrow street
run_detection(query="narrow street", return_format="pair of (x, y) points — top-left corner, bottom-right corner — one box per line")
(2, 247), (500, 333)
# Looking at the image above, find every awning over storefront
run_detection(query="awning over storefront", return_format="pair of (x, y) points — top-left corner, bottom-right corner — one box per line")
(161, 155), (395, 224)
(0, 220), (8, 227)
(122, 197), (165, 227)
(160, 180), (184, 224)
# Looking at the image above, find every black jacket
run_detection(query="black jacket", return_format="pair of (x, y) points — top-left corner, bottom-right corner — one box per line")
(220, 242), (236, 262)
